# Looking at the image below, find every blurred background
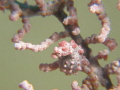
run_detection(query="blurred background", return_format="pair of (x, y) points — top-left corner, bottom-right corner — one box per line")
(0, 0), (120, 90)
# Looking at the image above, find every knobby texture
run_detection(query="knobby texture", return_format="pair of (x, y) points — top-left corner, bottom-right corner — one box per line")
(0, 0), (120, 90)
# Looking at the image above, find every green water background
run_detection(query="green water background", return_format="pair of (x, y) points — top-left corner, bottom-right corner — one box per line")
(0, 0), (120, 90)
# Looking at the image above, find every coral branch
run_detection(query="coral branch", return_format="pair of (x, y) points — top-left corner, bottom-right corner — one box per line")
(95, 49), (109, 60)
(104, 59), (120, 89)
(14, 31), (69, 52)
(12, 17), (31, 42)
(34, 0), (67, 16)
(104, 59), (120, 75)
(117, 0), (120, 10)
(63, 0), (80, 36)
(19, 80), (34, 90)
(71, 80), (81, 90)
(39, 61), (59, 72)
(103, 37), (117, 51)
(85, 35), (117, 51)
(9, 1), (22, 21)
(88, 1), (110, 43)
(82, 78), (93, 90)
(71, 81), (90, 90)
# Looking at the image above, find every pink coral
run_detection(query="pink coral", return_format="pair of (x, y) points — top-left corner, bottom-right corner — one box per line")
(0, 0), (120, 90)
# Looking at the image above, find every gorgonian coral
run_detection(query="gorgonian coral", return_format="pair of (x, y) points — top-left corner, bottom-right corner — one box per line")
(0, 0), (120, 90)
